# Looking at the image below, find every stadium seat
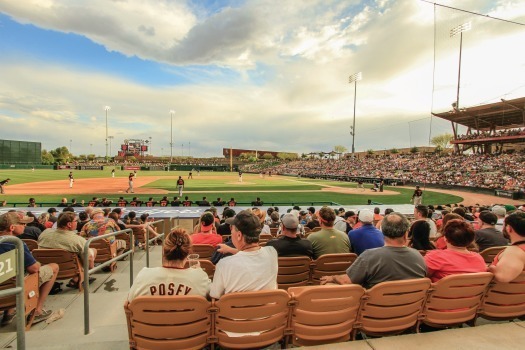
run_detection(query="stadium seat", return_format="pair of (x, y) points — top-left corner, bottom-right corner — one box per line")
(419, 272), (493, 329)
(32, 248), (84, 292)
(310, 253), (357, 285)
(131, 227), (146, 245)
(0, 273), (39, 330)
(90, 239), (118, 272)
(478, 271), (525, 322)
(115, 232), (131, 252)
(214, 290), (291, 349)
(277, 256), (311, 290)
(22, 239), (38, 252)
(191, 244), (215, 260)
(125, 295), (212, 350)
(357, 278), (431, 336)
(480, 246), (507, 265)
(270, 227), (279, 236)
(259, 233), (273, 247)
(288, 284), (365, 346)
(183, 260), (215, 280)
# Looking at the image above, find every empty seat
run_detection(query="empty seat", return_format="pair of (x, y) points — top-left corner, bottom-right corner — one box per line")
(192, 244), (215, 260)
(310, 253), (357, 285)
(125, 295), (212, 350)
(357, 278), (431, 336)
(90, 239), (117, 272)
(288, 284), (365, 346)
(22, 239), (38, 252)
(277, 256), (312, 289)
(419, 272), (493, 329)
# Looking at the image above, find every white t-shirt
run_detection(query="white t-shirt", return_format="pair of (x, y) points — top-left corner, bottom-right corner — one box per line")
(426, 218), (438, 238)
(209, 246), (278, 299)
(261, 224), (271, 235)
(127, 266), (211, 301)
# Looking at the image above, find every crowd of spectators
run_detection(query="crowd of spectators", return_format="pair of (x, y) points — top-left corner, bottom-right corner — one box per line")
(243, 152), (525, 191)
(456, 128), (525, 141)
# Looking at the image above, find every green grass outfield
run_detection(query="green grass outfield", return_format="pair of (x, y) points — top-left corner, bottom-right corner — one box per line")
(0, 169), (463, 206)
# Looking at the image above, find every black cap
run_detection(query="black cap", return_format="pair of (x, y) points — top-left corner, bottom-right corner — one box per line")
(47, 208), (58, 213)
(479, 211), (497, 226)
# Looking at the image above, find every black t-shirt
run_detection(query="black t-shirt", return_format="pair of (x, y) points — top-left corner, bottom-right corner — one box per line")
(171, 200), (181, 207)
(217, 223), (232, 235)
(475, 228), (509, 252)
(265, 236), (314, 259)
(19, 226), (42, 241)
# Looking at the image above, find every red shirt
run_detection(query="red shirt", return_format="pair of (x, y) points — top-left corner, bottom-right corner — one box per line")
(190, 233), (222, 247)
(424, 249), (487, 282)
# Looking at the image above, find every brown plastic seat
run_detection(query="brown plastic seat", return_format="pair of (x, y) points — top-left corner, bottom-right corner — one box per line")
(131, 227), (146, 245)
(277, 256), (312, 290)
(183, 260), (216, 280)
(419, 272), (493, 329)
(357, 278), (431, 336)
(0, 273), (39, 330)
(288, 284), (365, 346)
(480, 246), (507, 265)
(214, 289), (291, 349)
(310, 227), (322, 233)
(478, 271), (525, 321)
(270, 227), (279, 236)
(32, 248), (84, 292)
(303, 227), (311, 234)
(310, 253), (358, 285)
(125, 295), (212, 350)
(90, 239), (117, 272)
(192, 244), (215, 260)
(115, 232), (131, 252)
(22, 239), (38, 252)
(259, 233), (273, 247)
(222, 235), (231, 243)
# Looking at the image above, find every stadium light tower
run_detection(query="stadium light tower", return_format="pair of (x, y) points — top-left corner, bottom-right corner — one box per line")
(108, 136), (114, 158)
(349, 72), (362, 155)
(450, 22), (471, 113)
(104, 106), (111, 161)
(170, 110), (175, 162)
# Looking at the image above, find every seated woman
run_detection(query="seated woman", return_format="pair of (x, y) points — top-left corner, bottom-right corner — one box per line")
(252, 208), (271, 235)
(434, 213), (465, 249)
(407, 220), (436, 252)
(191, 212), (222, 247)
(424, 219), (487, 282)
(127, 228), (211, 301)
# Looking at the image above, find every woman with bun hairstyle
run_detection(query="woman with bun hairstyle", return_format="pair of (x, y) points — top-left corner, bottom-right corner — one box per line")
(127, 228), (211, 301)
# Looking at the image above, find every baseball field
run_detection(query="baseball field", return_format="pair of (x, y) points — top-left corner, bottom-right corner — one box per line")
(0, 168), (482, 207)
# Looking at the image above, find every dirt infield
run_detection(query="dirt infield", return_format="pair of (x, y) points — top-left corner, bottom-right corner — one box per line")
(4, 175), (521, 206)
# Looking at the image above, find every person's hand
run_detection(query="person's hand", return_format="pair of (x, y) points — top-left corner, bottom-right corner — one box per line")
(320, 275), (335, 285)
(216, 244), (234, 254)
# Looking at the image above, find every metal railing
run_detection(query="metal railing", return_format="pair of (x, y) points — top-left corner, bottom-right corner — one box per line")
(83, 228), (134, 335)
(0, 236), (26, 349)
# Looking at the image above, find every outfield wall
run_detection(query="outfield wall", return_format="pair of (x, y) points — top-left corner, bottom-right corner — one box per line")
(0, 139), (42, 165)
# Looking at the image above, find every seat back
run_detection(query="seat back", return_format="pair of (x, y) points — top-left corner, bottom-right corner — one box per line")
(270, 227), (279, 236)
(214, 289), (290, 349)
(357, 278), (431, 336)
(259, 234), (273, 247)
(0, 273), (39, 330)
(90, 239), (117, 271)
(479, 271), (525, 320)
(288, 284), (365, 346)
(422, 272), (493, 327)
(192, 244), (215, 260)
(125, 296), (212, 350)
(22, 239), (38, 252)
(183, 260), (216, 280)
(115, 232), (131, 251)
(32, 248), (84, 291)
(310, 253), (357, 284)
(132, 227), (146, 244)
(480, 246), (507, 265)
(277, 256), (311, 290)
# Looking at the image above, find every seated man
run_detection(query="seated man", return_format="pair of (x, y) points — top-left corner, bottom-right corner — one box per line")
(307, 206), (350, 259)
(210, 210), (278, 298)
(266, 213), (313, 258)
(475, 211), (509, 252)
(349, 209), (384, 255)
(81, 209), (126, 252)
(0, 212), (59, 325)
(191, 212), (222, 247)
(489, 211), (525, 282)
(38, 212), (97, 288)
(320, 212), (426, 289)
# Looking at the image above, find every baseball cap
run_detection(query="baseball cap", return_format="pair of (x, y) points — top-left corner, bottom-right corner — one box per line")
(0, 212), (34, 229)
(281, 213), (299, 229)
(491, 205), (506, 217)
(358, 209), (374, 223)
(47, 208), (58, 214)
(479, 211), (497, 226)
(231, 210), (261, 237)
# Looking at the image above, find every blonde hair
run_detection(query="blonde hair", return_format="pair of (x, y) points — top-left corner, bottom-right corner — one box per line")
(252, 208), (266, 224)
(38, 213), (49, 224)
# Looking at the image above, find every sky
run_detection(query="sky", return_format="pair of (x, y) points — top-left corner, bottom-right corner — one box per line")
(0, 0), (524, 158)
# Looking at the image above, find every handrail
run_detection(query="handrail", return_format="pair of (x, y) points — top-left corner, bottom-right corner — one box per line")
(83, 228), (133, 335)
(0, 236), (26, 349)
(144, 219), (168, 268)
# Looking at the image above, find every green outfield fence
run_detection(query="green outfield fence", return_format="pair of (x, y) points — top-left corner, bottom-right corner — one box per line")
(5, 201), (340, 208)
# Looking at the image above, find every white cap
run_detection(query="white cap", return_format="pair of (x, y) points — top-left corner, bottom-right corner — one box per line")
(358, 209), (374, 223)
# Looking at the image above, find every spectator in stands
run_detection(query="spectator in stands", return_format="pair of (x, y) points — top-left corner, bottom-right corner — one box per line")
(333, 208), (347, 233)
(47, 208), (58, 223)
(343, 211), (357, 233)
(320, 212), (426, 289)
(127, 228), (211, 301)
(475, 211), (509, 252)
(307, 206), (350, 259)
(407, 220), (435, 251)
(491, 205), (506, 232)
(38, 212), (97, 288)
(217, 209), (236, 235)
(373, 207), (383, 226)
(0, 212), (59, 325)
(210, 210), (278, 298)
(81, 209), (127, 252)
(77, 211), (89, 232)
(414, 205), (438, 238)
(266, 213), (313, 258)
(489, 211), (525, 282)
(191, 212), (222, 247)
(252, 208), (271, 235)
(38, 212), (52, 229)
(18, 211), (42, 241)
(434, 213), (464, 249)
(26, 211), (46, 232)
(268, 211), (281, 229)
(424, 220), (487, 282)
(349, 209), (384, 255)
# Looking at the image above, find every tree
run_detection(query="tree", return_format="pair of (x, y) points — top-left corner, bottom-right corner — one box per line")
(41, 150), (54, 165)
(49, 146), (72, 164)
(430, 133), (454, 149)
(390, 148), (399, 154)
(333, 145), (347, 159)
(410, 146), (419, 154)
(261, 153), (274, 160)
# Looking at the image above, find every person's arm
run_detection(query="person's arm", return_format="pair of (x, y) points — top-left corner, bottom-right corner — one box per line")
(26, 261), (41, 274)
(320, 274), (351, 285)
(216, 243), (238, 255)
(489, 248), (525, 282)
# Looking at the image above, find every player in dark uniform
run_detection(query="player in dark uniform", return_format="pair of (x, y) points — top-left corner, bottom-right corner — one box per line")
(126, 172), (135, 193)
(68, 172), (74, 188)
(412, 185), (423, 205)
(176, 176), (185, 196)
(0, 178), (10, 194)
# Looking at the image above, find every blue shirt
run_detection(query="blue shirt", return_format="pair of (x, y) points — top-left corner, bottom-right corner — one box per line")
(349, 224), (385, 255)
(0, 241), (37, 270)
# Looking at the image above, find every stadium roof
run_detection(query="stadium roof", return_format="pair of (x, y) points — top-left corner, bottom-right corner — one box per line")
(432, 97), (525, 131)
